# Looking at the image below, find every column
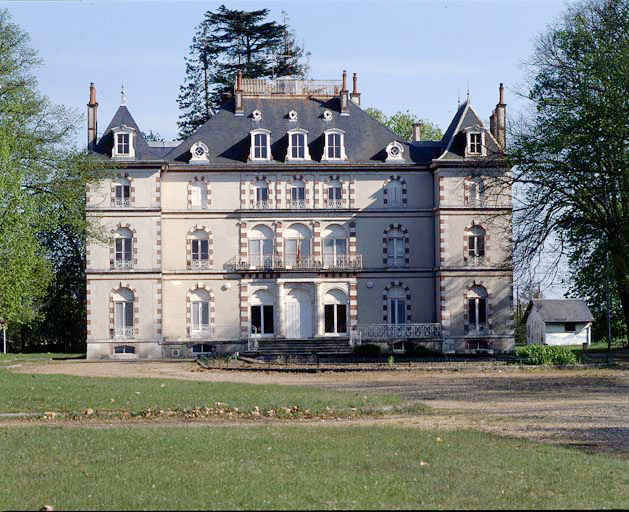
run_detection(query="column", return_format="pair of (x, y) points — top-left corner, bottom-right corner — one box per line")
(314, 282), (323, 336)
(276, 281), (285, 338)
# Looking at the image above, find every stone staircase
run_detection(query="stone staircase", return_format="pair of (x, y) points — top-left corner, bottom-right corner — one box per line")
(242, 338), (353, 359)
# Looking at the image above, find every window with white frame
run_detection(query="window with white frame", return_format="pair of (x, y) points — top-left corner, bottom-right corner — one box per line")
(113, 288), (134, 339)
(326, 180), (342, 207)
(249, 129), (271, 161)
(387, 179), (402, 207)
(467, 286), (488, 331)
(112, 126), (135, 158)
(387, 229), (405, 267)
(469, 176), (484, 205)
(284, 223), (311, 267)
(190, 289), (210, 337)
(286, 129), (310, 160)
(289, 180), (305, 208)
(322, 129), (346, 161)
(324, 289), (348, 334)
(114, 228), (133, 269)
(114, 345), (135, 354)
(387, 286), (406, 325)
(114, 178), (130, 207)
(250, 290), (274, 335)
(248, 225), (274, 268)
(468, 225), (485, 264)
(322, 224), (347, 267)
(465, 129), (485, 157)
(190, 230), (209, 269)
(254, 180), (269, 208)
(189, 181), (207, 209)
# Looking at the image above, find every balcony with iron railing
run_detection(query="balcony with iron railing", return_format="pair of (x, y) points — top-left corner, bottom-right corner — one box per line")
(113, 327), (135, 340)
(114, 198), (131, 207)
(466, 255), (485, 266)
(228, 253), (363, 272)
(241, 78), (342, 97)
(114, 259), (133, 270)
(190, 259), (210, 270)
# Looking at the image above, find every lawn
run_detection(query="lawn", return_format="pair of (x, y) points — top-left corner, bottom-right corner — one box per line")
(1, 425), (627, 510)
(0, 369), (401, 416)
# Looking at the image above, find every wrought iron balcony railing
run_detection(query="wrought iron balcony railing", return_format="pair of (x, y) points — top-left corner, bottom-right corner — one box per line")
(358, 323), (442, 341)
(190, 325), (211, 338)
(326, 199), (344, 208)
(254, 200), (270, 209)
(114, 198), (131, 207)
(289, 199), (306, 209)
(241, 78), (342, 97)
(114, 259), (133, 270)
(466, 255), (485, 266)
(190, 259), (210, 270)
(231, 254), (363, 271)
(113, 327), (134, 340)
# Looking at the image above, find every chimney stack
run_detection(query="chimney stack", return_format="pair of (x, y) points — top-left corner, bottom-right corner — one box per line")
(87, 82), (98, 150)
(350, 72), (361, 106)
(340, 69), (349, 116)
(412, 123), (421, 142)
(234, 69), (244, 116)
(495, 82), (506, 149)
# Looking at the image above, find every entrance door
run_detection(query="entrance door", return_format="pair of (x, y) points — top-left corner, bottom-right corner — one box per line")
(285, 289), (313, 339)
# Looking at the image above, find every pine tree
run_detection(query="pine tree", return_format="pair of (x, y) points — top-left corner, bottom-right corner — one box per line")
(177, 5), (305, 137)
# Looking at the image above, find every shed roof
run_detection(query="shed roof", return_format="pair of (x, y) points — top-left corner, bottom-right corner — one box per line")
(527, 299), (594, 323)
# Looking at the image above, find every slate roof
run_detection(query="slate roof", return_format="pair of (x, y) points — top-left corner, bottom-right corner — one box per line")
(527, 299), (594, 323)
(92, 95), (495, 166)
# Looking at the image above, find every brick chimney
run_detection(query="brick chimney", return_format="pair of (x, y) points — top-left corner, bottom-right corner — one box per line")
(234, 69), (244, 116)
(490, 83), (506, 150)
(340, 70), (349, 116)
(412, 123), (421, 142)
(350, 72), (361, 106)
(87, 82), (98, 150)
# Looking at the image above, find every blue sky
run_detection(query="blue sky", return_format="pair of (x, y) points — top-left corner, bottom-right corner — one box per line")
(3, 0), (573, 296)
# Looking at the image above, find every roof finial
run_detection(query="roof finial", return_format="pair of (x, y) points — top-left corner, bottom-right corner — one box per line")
(457, 86), (460, 108)
(120, 79), (127, 106)
(466, 78), (470, 102)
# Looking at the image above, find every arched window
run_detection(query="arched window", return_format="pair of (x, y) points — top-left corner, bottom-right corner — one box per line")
(322, 129), (347, 161)
(286, 129), (310, 160)
(113, 288), (134, 339)
(254, 180), (269, 208)
(326, 179), (343, 207)
(469, 177), (484, 205)
(248, 225), (274, 268)
(114, 228), (133, 269)
(324, 289), (348, 334)
(289, 180), (305, 208)
(189, 181), (207, 209)
(467, 286), (488, 332)
(284, 223), (312, 267)
(114, 177), (130, 207)
(387, 180), (402, 207)
(322, 224), (347, 267)
(387, 228), (405, 267)
(249, 290), (274, 336)
(190, 289), (210, 337)
(249, 129), (271, 161)
(387, 286), (406, 325)
(190, 229), (209, 269)
(468, 225), (485, 264)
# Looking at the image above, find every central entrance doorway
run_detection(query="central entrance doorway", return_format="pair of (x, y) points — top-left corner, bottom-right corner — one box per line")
(285, 288), (313, 339)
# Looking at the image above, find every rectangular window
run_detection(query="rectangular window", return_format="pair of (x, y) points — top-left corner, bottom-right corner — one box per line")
(262, 305), (274, 334)
(291, 133), (305, 159)
(115, 238), (132, 266)
(191, 302), (209, 331)
(114, 301), (133, 338)
(115, 185), (130, 204)
(324, 304), (348, 334)
(117, 133), (130, 154)
(254, 133), (267, 159)
(387, 238), (405, 266)
(192, 239), (209, 261)
(468, 298), (487, 329)
(390, 299), (406, 324)
(469, 133), (482, 154)
(323, 239), (346, 266)
(256, 186), (268, 202)
(291, 186), (305, 201)
(469, 237), (485, 257)
(249, 239), (272, 267)
(327, 133), (341, 159)
(285, 239), (310, 266)
(251, 305), (274, 334)
(564, 322), (576, 332)
(324, 304), (335, 333)
(337, 304), (347, 333)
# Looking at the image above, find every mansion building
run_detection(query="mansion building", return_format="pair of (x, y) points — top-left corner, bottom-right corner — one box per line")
(85, 71), (514, 359)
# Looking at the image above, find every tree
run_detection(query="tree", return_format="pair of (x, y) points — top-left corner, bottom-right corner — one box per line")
(508, 0), (629, 345)
(0, 9), (100, 350)
(365, 108), (442, 142)
(178, 5), (305, 137)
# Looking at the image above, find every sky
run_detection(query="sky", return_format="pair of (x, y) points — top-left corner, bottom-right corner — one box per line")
(3, 0), (574, 296)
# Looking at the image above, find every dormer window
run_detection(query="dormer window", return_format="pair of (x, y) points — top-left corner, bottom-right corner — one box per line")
(322, 129), (347, 161)
(385, 141), (404, 162)
(286, 129), (311, 161)
(465, 128), (486, 157)
(249, 129), (272, 161)
(190, 142), (209, 164)
(111, 125), (136, 159)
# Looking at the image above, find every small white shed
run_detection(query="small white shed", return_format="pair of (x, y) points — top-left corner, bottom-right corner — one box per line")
(525, 299), (594, 346)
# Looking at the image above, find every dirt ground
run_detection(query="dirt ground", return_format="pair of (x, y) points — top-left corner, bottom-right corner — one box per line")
(9, 361), (629, 456)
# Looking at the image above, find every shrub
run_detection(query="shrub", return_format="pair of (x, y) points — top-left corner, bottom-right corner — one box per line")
(523, 345), (577, 365)
(353, 344), (382, 357)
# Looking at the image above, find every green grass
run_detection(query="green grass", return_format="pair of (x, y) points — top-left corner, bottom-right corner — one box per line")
(0, 352), (83, 362)
(0, 369), (400, 416)
(0, 426), (627, 510)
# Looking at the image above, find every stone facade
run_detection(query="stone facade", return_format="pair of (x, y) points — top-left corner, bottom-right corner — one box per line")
(85, 76), (514, 359)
